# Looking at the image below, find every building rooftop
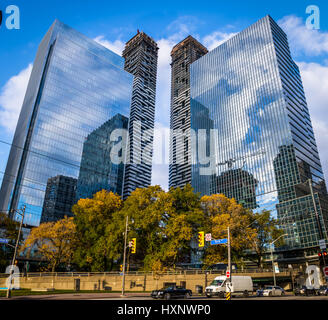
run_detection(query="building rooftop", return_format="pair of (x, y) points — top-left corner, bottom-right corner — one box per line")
(123, 30), (158, 54)
(171, 35), (208, 56)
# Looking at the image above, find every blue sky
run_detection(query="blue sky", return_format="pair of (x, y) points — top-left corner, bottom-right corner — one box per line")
(0, 0), (328, 190)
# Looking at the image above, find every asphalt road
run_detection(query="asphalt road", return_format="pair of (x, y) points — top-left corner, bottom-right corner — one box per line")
(2, 292), (328, 300)
(95, 295), (328, 300)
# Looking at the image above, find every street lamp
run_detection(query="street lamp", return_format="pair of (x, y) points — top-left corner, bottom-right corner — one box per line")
(270, 233), (287, 287)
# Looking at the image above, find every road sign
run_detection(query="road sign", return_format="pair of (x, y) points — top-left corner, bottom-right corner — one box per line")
(205, 233), (212, 242)
(0, 239), (9, 244)
(323, 266), (328, 277)
(274, 263), (280, 274)
(319, 239), (326, 250)
(210, 238), (228, 245)
(226, 270), (230, 278)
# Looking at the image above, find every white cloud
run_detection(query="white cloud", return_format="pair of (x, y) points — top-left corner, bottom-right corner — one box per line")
(93, 35), (125, 56)
(298, 61), (328, 180)
(278, 15), (328, 56)
(203, 31), (236, 51)
(0, 63), (32, 133)
(152, 164), (169, 191)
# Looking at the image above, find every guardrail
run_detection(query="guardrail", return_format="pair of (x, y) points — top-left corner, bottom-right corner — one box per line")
(0, 268), (300, 278)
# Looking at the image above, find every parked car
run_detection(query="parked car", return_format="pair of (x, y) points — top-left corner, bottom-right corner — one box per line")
(205, 276), (253, 298)
(294, 285), (317, 296)
(151, 286), (192, 300)
(317, 285), (328, 296)
(262, 286), (285, 296)
(256, 287), (264, 296)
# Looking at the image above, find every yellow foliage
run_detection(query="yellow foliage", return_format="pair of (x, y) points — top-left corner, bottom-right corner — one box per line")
(21, 216), (76, 272)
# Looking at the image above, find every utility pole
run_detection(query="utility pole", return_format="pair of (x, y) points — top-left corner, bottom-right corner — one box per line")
(308, 179), (327, 267)
(226, 226), (232, 300)
(7, 205), (25, 299)
(121, 215), (128, 297)
(270, 234), (287, 287)
(270, 245), (276, 287)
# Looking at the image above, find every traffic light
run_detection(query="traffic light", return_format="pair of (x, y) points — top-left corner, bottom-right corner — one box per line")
(323, 250), (327, 257)
(131, 238), (136, 254)
(198, 231), (204, 247)
(120, 264), (123, 272)
(318, 252), (322, 257)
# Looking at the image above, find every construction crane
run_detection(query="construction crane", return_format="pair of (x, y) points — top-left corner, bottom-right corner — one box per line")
(216, 150), (266, 169)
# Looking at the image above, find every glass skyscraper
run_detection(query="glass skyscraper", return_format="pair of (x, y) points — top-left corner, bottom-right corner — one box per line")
(190, 15), (328, 261)
(0, 20), (133, 226)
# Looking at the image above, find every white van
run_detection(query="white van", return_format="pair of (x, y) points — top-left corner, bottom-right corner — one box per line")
(205, 276), (253, 298)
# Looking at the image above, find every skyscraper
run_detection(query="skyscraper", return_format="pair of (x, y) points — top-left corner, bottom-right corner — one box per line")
(169, 36), (208, 189)
(0, 20), (133, 226)
(122, 31), (158, 198)
(40, 175), (77, 223)
(190, 15), (328, 263)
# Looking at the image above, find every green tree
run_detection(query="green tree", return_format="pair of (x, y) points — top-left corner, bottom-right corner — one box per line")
(119, 184), (205, 272)
(158, 184), (205, 270)
(118, 185), (166, 271)
(72, 190), (122, 271)
(248, 210), (284, 268)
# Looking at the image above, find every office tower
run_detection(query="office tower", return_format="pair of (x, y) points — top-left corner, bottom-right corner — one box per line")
(169, 36), (208, 189)
(77, 114), (129, 200)
(122, 31), (158, 198)
(0, 20), (133, 226)
(190, 15), (328, 263)
(40, 175), (77, 223)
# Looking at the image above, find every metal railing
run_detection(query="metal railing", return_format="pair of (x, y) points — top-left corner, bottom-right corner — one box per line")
(0, 268), (300, 279)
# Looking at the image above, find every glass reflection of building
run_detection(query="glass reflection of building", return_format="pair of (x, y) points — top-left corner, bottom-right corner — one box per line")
(0, 20), (133, 226)
(216, 169), (258, 210)
(40, 175), (77, 223)
(77, 113), (128, 200)
(190, 15), (328, 263)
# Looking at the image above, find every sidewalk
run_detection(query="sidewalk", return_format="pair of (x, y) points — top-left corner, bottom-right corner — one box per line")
(0, 291), (152, 300)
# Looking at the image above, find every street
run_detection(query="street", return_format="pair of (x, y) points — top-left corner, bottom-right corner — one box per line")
(1, 292), (328, 300)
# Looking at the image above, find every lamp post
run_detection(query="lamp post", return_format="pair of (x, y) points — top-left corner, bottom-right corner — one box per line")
(270, 233), (287, 287)
(6, 205), (26, 299)
(121, 215), (129, 297)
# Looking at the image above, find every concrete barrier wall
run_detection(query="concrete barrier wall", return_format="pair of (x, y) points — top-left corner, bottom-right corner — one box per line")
(0, 271), (294, 291)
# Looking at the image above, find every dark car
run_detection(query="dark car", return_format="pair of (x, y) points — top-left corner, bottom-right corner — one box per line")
(294, 285), (317, 296)
(318, 285), (328, 296)
(256, 287), (264, 296)
(151, 286), (192, 300)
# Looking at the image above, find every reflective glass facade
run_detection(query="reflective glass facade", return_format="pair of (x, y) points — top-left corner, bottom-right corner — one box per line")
(190, 15), (328, 251)
(0, 20), (133, 226)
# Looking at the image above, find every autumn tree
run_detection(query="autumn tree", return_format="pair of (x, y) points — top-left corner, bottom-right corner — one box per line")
(201, 194), (257, 267)
(21, 216), (76, 272)
(118, 185), (166, 271)
(0, 212), (20, 272)
(247, 210), (284, 268)
(119, 184), (205, 272)
(72, 190), (122, 271)
(157, 184), (205, 270)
